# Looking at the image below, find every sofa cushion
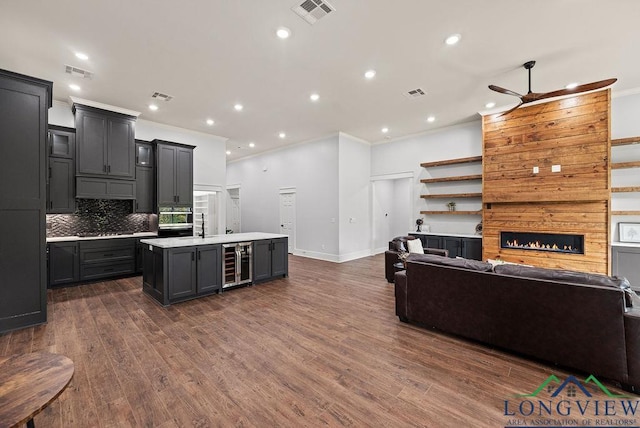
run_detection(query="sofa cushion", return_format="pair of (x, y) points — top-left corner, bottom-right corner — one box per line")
(407, 253), (493, 272)
(406, 239), (424, 254)
(494, 264), (635, 307)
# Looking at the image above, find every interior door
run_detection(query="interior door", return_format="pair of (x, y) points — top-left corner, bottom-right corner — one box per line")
(228, 190), (241, 233)
(279, 192), (295, 253)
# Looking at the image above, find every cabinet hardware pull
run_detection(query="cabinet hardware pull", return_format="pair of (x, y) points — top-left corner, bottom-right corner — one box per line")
(108, 165), (111, 173)
(48, 167), (51, 179)
(176, 195), (180, 203)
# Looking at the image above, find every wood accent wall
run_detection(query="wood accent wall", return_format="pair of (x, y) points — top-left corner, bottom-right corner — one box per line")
(482, 90), (611, 273)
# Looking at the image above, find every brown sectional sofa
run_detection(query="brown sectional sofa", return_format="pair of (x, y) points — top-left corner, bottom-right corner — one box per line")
(395, 253), (640, 392)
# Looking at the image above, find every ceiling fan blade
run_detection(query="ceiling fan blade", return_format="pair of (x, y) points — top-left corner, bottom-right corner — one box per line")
(535, 78), (618, 101)
(498, 101), (523, 117)
(488, 85), (523, 98)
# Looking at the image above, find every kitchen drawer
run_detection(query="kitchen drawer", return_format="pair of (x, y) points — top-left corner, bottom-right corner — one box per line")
(80, 239), (136, 264)
(80, 260), (136, 281)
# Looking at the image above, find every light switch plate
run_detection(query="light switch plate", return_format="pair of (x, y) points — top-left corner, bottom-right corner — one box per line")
(533, 166), (539, 174)
(551, 164), (561, 172)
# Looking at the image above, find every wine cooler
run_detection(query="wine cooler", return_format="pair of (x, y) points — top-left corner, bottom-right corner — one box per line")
(222, 242), (253, 288)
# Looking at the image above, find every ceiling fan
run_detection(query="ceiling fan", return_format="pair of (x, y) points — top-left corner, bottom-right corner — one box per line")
(488, 60), (617, 116)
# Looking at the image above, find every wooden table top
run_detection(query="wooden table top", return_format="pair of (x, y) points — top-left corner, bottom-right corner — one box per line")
(0, 352), (74, 428)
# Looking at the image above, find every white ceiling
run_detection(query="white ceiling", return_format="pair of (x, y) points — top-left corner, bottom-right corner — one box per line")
(2, 1), (640, 161)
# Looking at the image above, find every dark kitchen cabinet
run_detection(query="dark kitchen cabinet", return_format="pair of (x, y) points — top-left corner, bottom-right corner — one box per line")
(197, 245), (222, 294)
(410, 233), (482, 261)
(0, 69), (51, 334)
(143, 244), (164, 302)
(48, 242), (80, 286)
(155, 140), (193, 207)
(76, 176), (136, 199)
(135, 141), (155, 213)
(613, 245), (640, 290)
(74, 104), (136, 179)
(253, 238), (288, 283)
(167, 247), (197, 301)
(49, 127), (75, 158)
(79, 238), (136, 281)
(47, 157), (75, 213)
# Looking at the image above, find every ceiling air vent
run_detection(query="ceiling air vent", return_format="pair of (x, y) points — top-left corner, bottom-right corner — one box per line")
(403, 88), (427, 99)
(65, 65), (93, 79)
(292, 0), (335, 25)
(151, 92), (174, 102)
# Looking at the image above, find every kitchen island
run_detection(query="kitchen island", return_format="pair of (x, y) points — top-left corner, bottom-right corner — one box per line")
(140, 233), (288, 305)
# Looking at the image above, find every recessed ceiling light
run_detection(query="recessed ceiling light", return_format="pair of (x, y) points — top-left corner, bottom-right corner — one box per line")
(234, 104), (243, 111)
(310, 93), (320, 102)
(485, 102), (496, 109)
(381, 127), (389, 134)
(279, 132), (286, 139)
(249, 142), (255, 148)
(148, 104), (158, 111)
(75, 52), (89, 60)
(226, 150), (231, 155)
(445, 33), (461, 45)
(206, 119), (214, 126)
(364, 70), (376, 79)
(68, 84), (81, 91)
(566, 82), (579, 89)
(276, 27), (291, 39)
(426, 116), (436, 123)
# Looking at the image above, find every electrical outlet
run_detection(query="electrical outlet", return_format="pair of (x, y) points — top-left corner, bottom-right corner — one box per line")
(552, 164), (561, 173)
(533, 166), (539, 174)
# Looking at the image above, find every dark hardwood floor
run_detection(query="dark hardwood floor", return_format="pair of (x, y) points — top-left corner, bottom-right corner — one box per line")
(0, 254), (622, 427)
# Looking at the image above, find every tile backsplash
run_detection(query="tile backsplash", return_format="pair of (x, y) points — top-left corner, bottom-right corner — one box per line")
(46, 199), (154, 237)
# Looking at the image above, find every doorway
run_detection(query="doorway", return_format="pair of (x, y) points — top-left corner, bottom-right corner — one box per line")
(279, 189), (296, 253)
(371, 174), (413, 254)
(227, 187), (241, 233)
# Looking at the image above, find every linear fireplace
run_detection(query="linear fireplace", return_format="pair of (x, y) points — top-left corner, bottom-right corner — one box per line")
(500, 231), (584, 254)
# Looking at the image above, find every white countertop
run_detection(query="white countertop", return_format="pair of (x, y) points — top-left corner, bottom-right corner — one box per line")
(140, 232), (287, 248)
(410, 231), (482, 239)
(47, 232), (158, 243)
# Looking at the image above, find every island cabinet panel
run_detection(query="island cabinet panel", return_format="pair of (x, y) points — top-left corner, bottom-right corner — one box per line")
(0, 69), (51, 334)
(197, 245), (222, 294)
(143, 245), (165, 303)
(167, 247), (197, 301)
(254, 237), (288, 283)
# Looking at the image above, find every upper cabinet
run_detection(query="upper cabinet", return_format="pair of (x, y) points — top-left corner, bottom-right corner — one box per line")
(74, 104), (136, 180)
(47, 127), (76, 214)
(154, 140), (194, 207)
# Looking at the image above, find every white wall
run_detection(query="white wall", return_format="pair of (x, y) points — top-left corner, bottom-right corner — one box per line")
(338, 133), (372, 261)
(611, 92), (640, 240)
(226, 135), (340, 259)
(371, 121), (483, 236)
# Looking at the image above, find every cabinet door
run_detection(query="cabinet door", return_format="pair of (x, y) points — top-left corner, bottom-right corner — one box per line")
(168, 247), (196, 301)
(48, 242), (79, 286)
(424, 236), (443, 250)
(461, 238), (482, 261)
(49, 129), (75, 158)
(253, 240), (272, 282)
(271, 238), (288, 278)
(76, 110), (107, 175)
(135, 166), (154, 213)
(175, 147), (193, 205)
(0, 71), (49, 333)
(197, 245), (221, 294)
(442, 237), (461, 258)
(106, 116), (135, 179)
(48, 157), (75, 213)
(143, 246), (165, 303)
(157, 144), (177, 206)
(613, 247), (640, 290)
(136, 141), (154, 167)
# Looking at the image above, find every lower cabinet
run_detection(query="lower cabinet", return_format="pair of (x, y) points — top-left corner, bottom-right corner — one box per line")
(144, 244), (222, 305)
(612, 245), (640, 290)
(79, 239), (136, 281)
(410, 234), (482, 261)
(48, 242), (80, 286)
(253, 238), (288, 283)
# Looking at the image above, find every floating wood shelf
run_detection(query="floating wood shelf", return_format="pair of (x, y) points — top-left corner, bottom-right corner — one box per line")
(420, 193), (482, 199)
(612, 211), (640, 216)
(420, 210), (482, 215)
(420, 155), (482, 168)
(420, 174), (483, 184)
(612, 186), (640, 193)
(612, 137), (640, 147)
(612, 161), (640, 169)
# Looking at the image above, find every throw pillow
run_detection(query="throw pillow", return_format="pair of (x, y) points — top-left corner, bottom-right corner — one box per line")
(406, 239), (424, 254)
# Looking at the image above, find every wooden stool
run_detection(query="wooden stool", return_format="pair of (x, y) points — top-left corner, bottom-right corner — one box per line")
(0, 352), (74, 428)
